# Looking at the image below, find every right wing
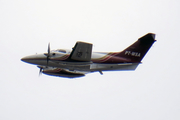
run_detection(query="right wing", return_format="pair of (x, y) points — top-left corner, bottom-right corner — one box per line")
(69, 41), (92, 62)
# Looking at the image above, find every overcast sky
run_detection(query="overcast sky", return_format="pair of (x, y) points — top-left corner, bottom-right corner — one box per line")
(0, 0), (180, 120)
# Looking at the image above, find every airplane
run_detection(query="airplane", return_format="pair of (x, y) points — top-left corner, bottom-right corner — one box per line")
(21, 33), (156, 78)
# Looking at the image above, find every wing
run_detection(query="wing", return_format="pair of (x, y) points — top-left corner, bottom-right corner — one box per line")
(69, 41), (92, 62)
(38, 66), (89, 78)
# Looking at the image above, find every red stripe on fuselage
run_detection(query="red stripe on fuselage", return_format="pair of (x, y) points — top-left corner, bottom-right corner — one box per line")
(92, 52), (119, 63)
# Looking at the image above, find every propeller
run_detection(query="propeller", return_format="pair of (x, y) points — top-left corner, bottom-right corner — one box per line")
(37, 66), (43, 76)
(44, 43), (51, 66)
(39, 67), (43, 76)
(47, 43), (50, 65)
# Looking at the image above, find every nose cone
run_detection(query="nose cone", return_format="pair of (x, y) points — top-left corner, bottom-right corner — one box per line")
(21, 56), (32, 63)
(21, 56), (29, 62)
(21, 54), (47, 65)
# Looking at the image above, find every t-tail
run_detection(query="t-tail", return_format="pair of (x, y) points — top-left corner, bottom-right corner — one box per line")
(116, 33), (156, 63)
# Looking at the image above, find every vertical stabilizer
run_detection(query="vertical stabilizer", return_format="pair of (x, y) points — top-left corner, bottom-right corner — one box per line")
(116, 33), (156, 63)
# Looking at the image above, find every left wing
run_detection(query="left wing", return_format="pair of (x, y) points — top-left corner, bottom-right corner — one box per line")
(38, 66), (88, 78)
(69, 41), (92, 62)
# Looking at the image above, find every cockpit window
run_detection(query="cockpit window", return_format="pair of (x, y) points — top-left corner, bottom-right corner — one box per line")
(51, 49), (67, 53)
(58, 49), (66, 53)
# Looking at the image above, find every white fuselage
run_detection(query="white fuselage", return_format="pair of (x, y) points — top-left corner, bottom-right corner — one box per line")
(21, 49), (139, 73)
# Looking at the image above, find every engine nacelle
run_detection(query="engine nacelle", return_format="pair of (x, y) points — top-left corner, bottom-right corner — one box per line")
(41, 67), (85, 78)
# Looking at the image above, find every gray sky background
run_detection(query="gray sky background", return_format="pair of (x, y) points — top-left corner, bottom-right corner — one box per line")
(0, 0), (180, 120)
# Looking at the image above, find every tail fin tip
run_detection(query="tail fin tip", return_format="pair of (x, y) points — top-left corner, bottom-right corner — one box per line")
(116, 33), (156, 63)
(138, 33), (156, 45)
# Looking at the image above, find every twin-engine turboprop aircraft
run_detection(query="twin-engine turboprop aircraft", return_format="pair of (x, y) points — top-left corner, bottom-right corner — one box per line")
(21, 33), (156, 78)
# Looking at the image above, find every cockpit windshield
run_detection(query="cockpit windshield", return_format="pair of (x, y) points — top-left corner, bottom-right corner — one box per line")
(51, 49), (66, 53)
(58, 49), (66, 53)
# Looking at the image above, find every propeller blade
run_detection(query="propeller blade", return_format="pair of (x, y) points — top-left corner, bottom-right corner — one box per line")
(48, 43), (50, 55)
(47, 43), (50, 66)
(47, 56), (49, 65)
(39, 67), (43, 76)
